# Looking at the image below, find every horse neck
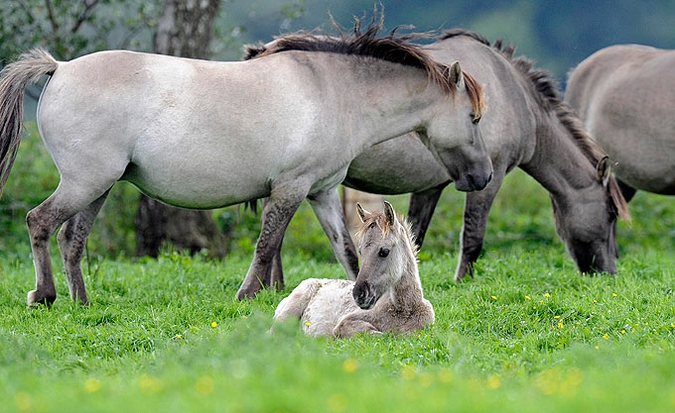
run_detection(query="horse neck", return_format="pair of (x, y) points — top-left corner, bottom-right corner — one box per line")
(321, 56), (444, 153)
(389, 241), (425, 310)
(521, 108), (599, 202)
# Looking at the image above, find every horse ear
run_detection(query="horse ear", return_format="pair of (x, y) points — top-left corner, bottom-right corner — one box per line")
(383, 201), (397, 226)
(449, 61), (465, 90)
(596, 155), (611, 187)
(356, 203), (368, 223)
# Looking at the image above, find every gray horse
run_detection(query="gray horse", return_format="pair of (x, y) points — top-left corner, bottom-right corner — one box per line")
(565, 44), (675, 201)
(263, 29), (630, 288)
(273, 201), (434, 338)
(0, 17), (492, 306)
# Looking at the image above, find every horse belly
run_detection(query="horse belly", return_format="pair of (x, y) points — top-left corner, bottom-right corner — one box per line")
(122, 158), (271, 209)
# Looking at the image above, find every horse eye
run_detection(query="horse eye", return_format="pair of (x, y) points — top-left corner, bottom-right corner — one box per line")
(378, 248), (389, 258)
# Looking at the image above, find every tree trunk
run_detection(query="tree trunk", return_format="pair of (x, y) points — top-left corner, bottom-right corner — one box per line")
(135, 0), (224, 258)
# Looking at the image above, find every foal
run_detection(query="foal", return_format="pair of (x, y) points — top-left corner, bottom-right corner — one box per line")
(273, 201), (434, 338)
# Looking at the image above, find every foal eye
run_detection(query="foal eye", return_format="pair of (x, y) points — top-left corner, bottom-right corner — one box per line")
(378, 248), (390, 258)
(471, 114), (481, 124)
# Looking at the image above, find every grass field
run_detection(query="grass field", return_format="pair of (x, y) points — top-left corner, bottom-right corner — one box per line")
(1, 127), (675, 412)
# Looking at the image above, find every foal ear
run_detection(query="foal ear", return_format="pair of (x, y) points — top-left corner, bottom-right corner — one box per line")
(383, 201), (398, 226)
(596, 156), (611, 187)
(449, 61), (465, 90)
(356, 203), (368, 223)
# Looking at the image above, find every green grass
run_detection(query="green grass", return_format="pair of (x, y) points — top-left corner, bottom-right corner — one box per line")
(2, 124), (675, 411)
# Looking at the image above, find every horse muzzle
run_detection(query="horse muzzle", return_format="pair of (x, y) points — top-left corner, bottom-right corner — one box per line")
(352, 281), (377, 310)
(454, 168), (493, 192)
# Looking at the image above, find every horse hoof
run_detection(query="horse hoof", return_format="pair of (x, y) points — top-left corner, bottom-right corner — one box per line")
(235, 288), (258, 301)
(27, 290), (56, 307)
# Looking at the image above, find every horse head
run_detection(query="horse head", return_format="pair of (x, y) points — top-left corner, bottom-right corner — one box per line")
(352, 201), (415, 309)
(420, 61), (493, 192)
(551, 156), (630, 274)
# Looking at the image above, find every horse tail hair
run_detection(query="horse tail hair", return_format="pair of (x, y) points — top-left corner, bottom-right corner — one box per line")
(0, 48), (58, 196)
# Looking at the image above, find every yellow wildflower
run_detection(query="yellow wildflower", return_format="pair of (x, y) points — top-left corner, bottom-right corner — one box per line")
(342, 359), (358, 373)
(84, 378), (102, 393)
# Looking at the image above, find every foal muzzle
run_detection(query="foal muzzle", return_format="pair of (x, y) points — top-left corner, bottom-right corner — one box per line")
(352, 281), (377, 310)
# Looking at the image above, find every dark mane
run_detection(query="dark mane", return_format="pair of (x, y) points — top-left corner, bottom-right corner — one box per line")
(245, 13), (486, 119)
(439, 29), (630, 220)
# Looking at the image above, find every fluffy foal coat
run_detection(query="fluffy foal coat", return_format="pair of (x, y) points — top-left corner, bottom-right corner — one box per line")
(274, 202), (434, 338)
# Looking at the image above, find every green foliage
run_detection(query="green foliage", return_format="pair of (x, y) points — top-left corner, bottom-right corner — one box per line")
(0, 0), (161, 62)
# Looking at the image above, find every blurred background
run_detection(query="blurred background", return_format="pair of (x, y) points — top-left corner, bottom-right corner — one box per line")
(1, 0), (675, 263)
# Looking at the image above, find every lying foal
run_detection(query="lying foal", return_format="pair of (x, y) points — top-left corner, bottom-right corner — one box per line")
(273, 201), (434, 338)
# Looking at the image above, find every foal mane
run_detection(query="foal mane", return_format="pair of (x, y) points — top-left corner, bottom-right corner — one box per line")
(439, 29), (630, 221)
(355, 211), (419, 258)
(244, 12), (485, 119)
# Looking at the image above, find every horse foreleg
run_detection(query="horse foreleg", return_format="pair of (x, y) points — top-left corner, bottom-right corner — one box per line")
(455, 174), (503, 281)
(236, 187), (305, 300)
(56, 191), (110, 305)
(333, 312), (381, 338)
(269, 243), (285, 290)
(307, 187), (359, 281)
(407, 184), (446, 248)
(262, 197), (286, 290)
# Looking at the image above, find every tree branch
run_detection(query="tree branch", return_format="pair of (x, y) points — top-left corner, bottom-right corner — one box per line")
(17, 0), (37, 24)
(44, 0), (59, 33)
(71, 0), (100, 33)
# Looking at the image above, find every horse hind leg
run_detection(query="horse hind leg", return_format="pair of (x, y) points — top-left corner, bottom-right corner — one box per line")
(56, 191), (110, 305)
(26, 179), (116, 307)
(26, 196), (76, 307)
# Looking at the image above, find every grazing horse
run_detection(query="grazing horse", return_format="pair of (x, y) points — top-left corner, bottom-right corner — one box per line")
(0, 16), (492, 306)
(565, 44), (675, 201)
(273, 201), (434, 338)
(342, 30), (631, 281)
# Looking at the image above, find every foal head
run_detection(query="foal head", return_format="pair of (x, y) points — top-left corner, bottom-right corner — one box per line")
(352, 201), (419, 309)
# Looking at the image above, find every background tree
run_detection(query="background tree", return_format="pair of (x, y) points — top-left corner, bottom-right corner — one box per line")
(135, 0), (226, 258)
